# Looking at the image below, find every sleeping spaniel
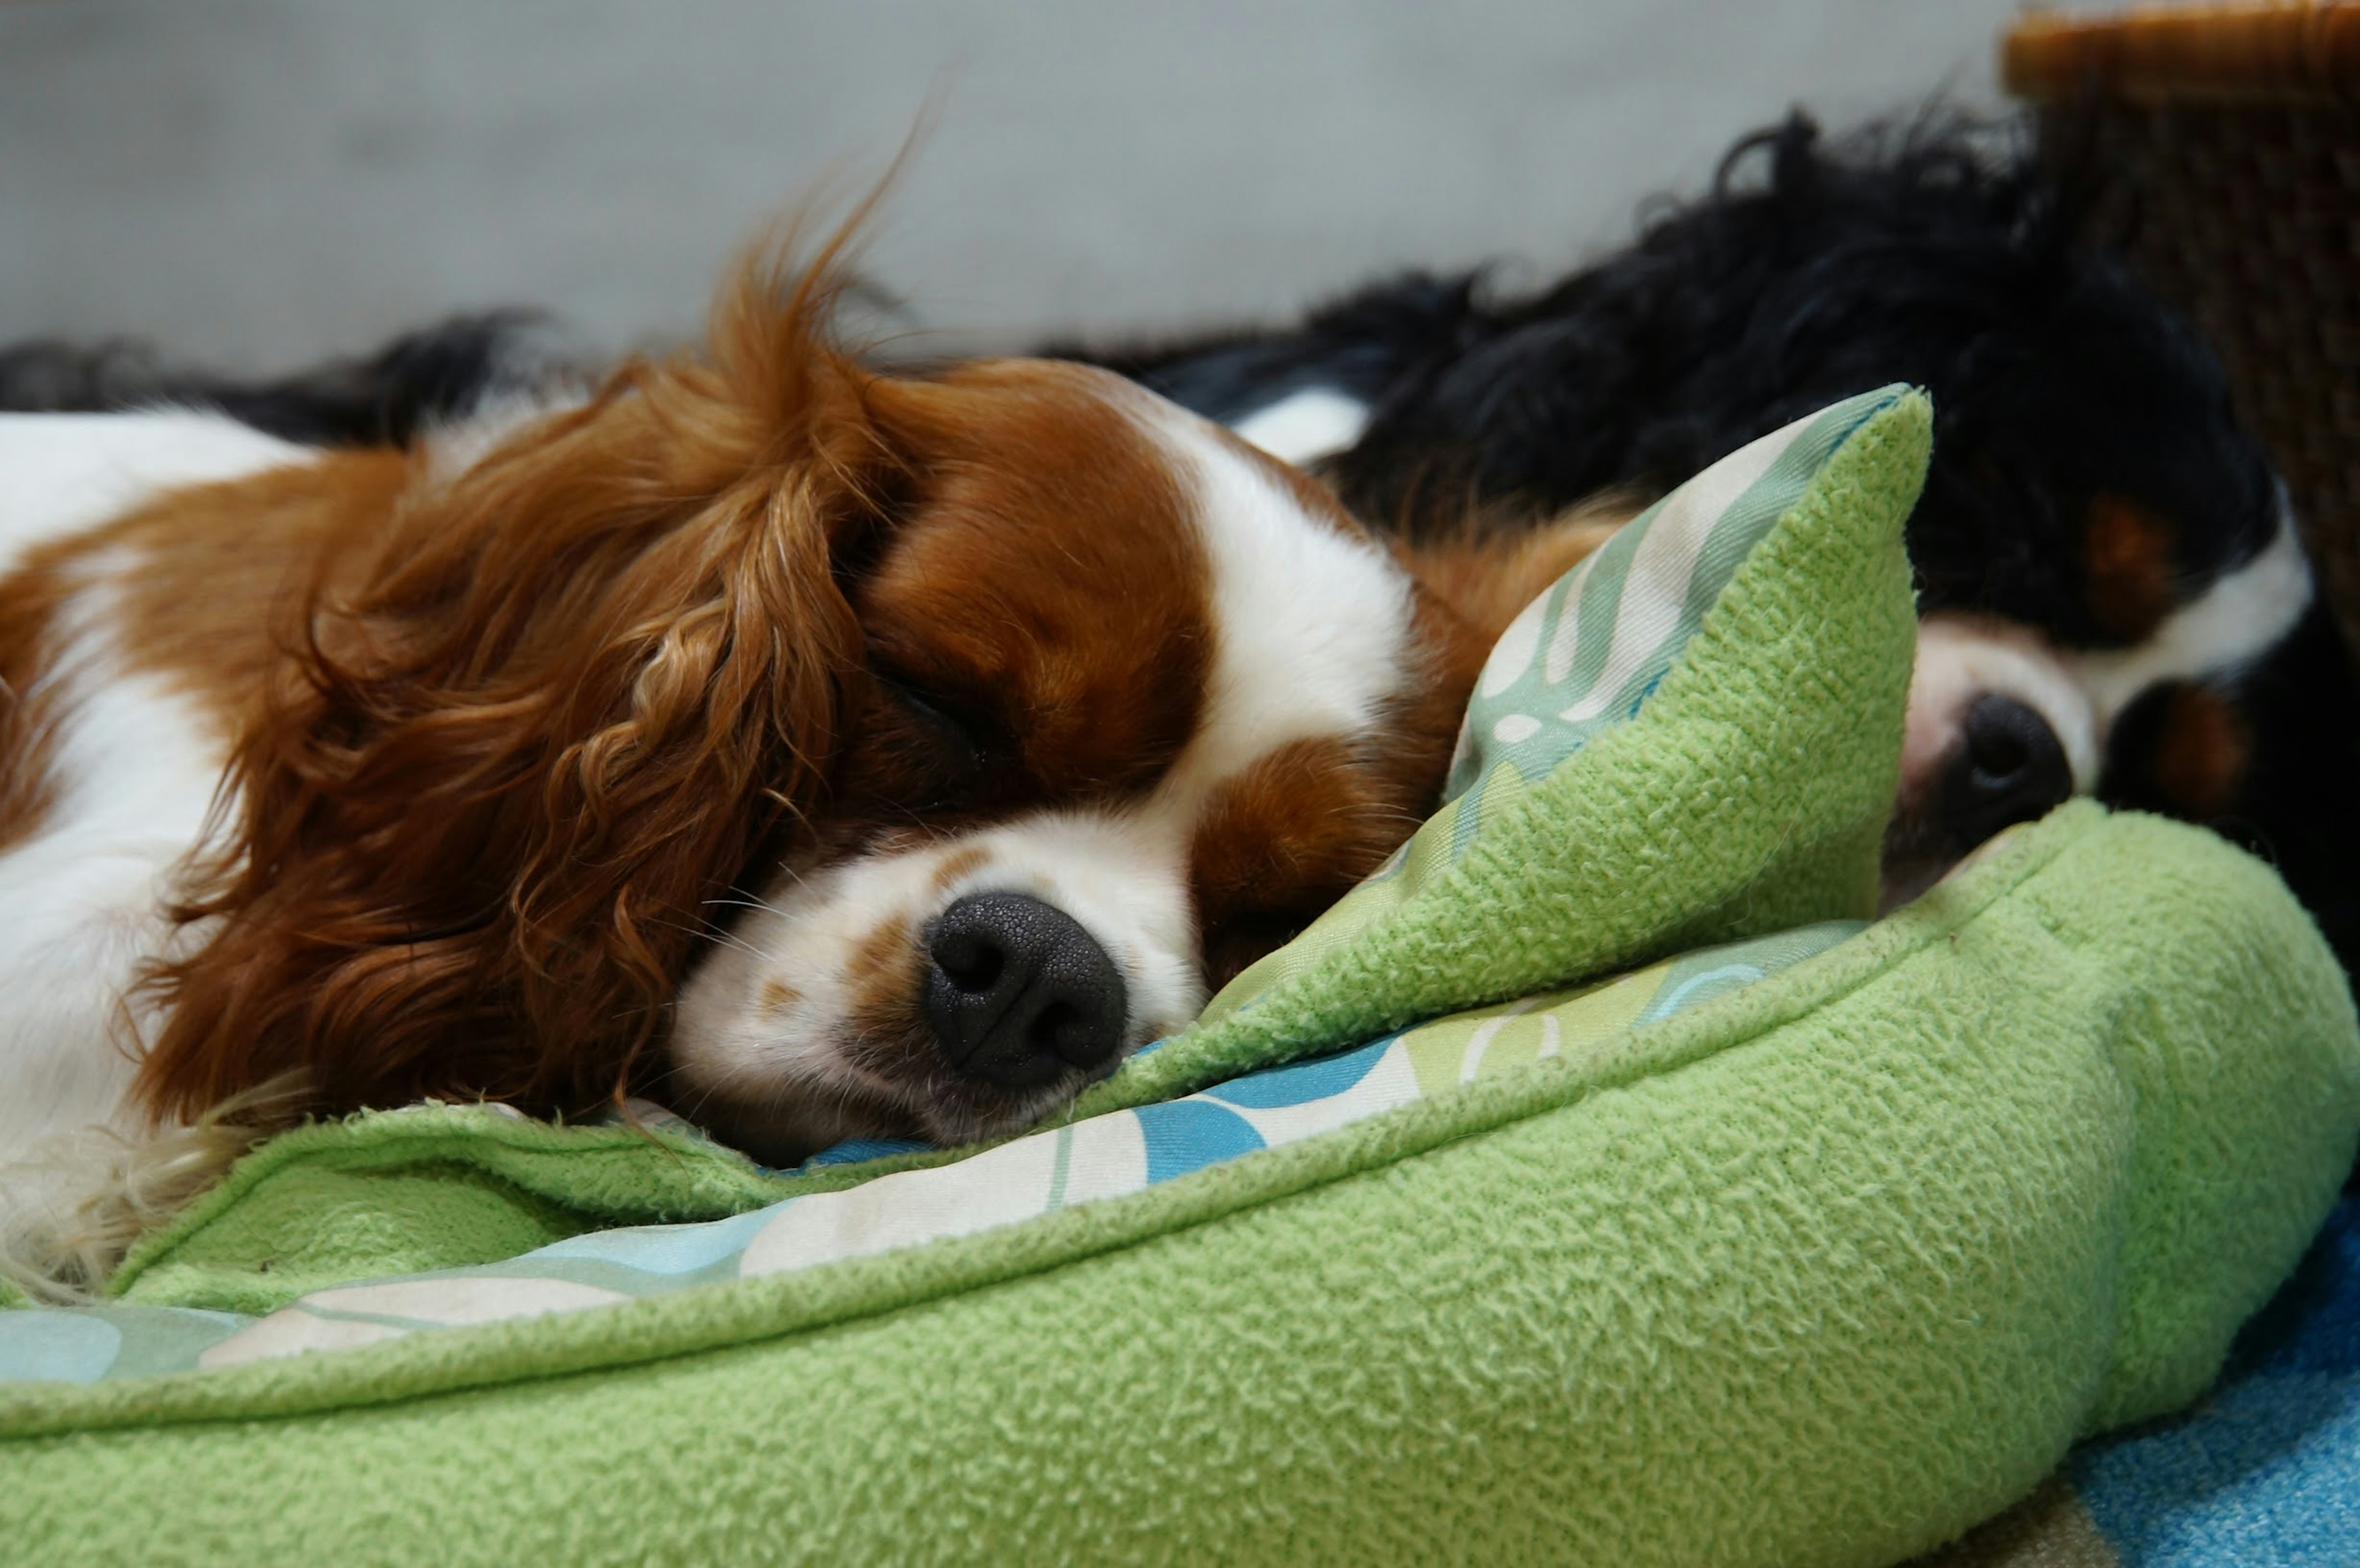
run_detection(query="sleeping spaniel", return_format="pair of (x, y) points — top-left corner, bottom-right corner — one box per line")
(0, 246), (1586, 1191)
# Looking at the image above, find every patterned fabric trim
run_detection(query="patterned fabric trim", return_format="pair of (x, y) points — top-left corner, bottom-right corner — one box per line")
(0, 922), (1861, 1384)
(1197, 390), (1900, 1034)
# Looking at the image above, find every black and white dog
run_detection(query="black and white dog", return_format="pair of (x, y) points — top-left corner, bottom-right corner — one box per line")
(1073, 114), (2360, 974)
(11, 114), (2356, 976)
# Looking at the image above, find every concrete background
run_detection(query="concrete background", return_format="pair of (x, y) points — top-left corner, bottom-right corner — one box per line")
(1, 1), (2034, 370)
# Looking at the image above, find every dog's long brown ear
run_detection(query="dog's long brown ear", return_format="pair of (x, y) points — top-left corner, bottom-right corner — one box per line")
(138, 257), (905, 1122)
(1396, 496), (1635, 648)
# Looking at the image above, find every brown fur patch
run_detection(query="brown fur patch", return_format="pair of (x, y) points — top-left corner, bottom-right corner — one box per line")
(929, 845), (991, 893)
(0, 558), (69, 853)
(1189, 735), (1430, 990)
(840, 360), (1210, 813)
(1399, 498), (1632, 648)
(1, 451), (407, 854)
(2152, 683), (2249, 820)
(758, 978), (802, 1017)
(135, 250), (891, 1126)
(104, 452), (413, 726)
(2084, 494), (2177, 640)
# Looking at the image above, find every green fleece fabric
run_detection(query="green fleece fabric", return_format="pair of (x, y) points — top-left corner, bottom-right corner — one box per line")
(92, 383), (1933, 1315)
(105, 1108), (789, 1316)
(4, 384), (2355, 1565)
(1077, 383), (1925, 1114)
(2, 807), (2354, 1567)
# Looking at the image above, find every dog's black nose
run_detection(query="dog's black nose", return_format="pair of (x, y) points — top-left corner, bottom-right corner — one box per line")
(922, 892), (1128, 1089)
(1943, 694), (2074, 847)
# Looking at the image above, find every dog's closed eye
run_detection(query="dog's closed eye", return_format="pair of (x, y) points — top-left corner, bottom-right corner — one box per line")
(1199, 904), (1321, 992)
(859, 670), (991, 813)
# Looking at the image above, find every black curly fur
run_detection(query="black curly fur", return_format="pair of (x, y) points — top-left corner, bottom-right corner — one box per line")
(1074, 112), (2360, 983)
(1092, 115), (2279, 643)
(7, 115), (2354, 984)
(0, 311), (556, 447)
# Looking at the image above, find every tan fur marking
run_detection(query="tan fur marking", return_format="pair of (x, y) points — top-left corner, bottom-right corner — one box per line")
(844, 915), (922, 1025)
(929, 845), (991, 894)
(835, 916), (935, 1101)
(2085, 494), (2177, 640)
(2152, 683), (2248, 820)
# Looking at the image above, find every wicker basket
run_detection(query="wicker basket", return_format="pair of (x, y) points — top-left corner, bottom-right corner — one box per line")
(2005, 3), (2360, 641)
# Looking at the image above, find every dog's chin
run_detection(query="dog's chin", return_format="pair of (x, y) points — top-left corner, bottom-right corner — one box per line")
(674, 1054), (1105, 1170)
(682, 1082), (916, 1172)
(1876, 849), (1957, 917)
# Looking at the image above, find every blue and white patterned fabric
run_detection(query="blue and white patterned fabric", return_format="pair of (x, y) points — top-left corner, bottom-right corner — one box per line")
(0, 922), (1862, 1382)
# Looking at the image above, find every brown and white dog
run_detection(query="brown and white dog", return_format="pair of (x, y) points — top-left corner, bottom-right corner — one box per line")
(0, 254), (1594, 1198)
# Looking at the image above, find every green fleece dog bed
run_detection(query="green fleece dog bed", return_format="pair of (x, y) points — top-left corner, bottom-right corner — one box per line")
(4, 388), (2354, 1567)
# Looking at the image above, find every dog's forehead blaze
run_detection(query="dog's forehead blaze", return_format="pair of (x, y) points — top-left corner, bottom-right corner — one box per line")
(854, 360), (1211, 791)
(852, 358), (1453, 964)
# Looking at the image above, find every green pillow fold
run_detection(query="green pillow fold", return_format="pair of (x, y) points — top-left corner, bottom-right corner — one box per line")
(1077, 382), (1927, 1115)
(6, 383), (2354, 1568)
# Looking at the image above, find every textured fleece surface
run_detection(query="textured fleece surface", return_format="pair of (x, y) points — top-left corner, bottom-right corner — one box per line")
(99, 1108), (789, 1316)
(2071, 1194), (2360, 1564)
(71, 383), (1930, 1320)
(1073, 384), (1925, 1113)
(6, 923), (1866, 1374)
(1903, 1196), (2360, 1568)
(4, 386), (2354, 1564)
(1, 806), (2353, 1567)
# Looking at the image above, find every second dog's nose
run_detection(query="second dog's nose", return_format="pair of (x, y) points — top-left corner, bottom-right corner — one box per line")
(922, 892), (1127, 1089)
(1943, 694), (2074, 847)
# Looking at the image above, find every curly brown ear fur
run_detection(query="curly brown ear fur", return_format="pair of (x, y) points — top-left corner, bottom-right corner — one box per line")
(136, 251), (903, 1123)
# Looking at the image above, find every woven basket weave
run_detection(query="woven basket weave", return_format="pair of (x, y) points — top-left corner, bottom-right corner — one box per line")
(2006, 4), (2360, 641)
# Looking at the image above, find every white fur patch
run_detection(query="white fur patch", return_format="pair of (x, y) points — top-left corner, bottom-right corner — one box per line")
(1149, 401), (1414, 794)
(0, 575), (236, 1158)
(1229, 387), (1371, 467)
(1904, 615), (2099, 804)
(0, 413), (304, 1161)
(0, 411), (305, 576)
(2076, 496), (2313, 726)
(670, 399), (1422, 1151)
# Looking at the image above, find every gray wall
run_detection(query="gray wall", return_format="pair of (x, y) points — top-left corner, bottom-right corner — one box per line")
(2, 1), (2028, 370)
